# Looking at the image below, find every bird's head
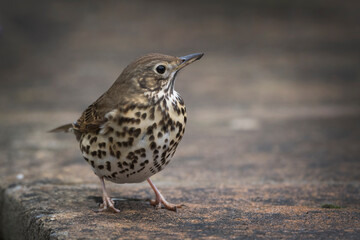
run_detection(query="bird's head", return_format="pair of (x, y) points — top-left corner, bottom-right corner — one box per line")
(112, 53), (204, 104)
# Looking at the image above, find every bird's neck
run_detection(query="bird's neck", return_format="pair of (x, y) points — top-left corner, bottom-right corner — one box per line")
(144, 86), (181, 106)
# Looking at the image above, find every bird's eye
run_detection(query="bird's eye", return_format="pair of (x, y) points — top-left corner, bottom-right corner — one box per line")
(156, 65), (166, 74)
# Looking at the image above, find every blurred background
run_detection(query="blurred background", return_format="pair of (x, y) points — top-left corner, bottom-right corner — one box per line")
(1, 1), (360, 238)
(1, 0), (360, 190)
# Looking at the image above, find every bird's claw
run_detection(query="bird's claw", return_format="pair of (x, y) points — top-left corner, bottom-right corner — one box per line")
(149, 198), (183, 211)
(97, 197), (120, 213)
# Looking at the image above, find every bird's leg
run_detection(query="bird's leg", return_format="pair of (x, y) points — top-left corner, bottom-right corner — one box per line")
(147, 178), (183, 211)
(97, 176), (120, 213)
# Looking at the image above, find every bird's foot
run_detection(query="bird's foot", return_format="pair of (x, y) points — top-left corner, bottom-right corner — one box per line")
(149, 196), (184, 211)
(147, 178), (183, 212)
(97, 176), (120, 213)
(97, 196), (120, 213)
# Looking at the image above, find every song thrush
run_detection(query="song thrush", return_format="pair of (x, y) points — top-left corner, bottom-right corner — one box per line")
(51, 53), (204, 212)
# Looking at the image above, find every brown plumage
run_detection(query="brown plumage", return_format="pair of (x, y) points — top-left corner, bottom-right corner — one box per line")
(51, 53), (203, 212)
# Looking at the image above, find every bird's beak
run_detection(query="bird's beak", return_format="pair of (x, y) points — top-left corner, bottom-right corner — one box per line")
(176, 53), (204, 71)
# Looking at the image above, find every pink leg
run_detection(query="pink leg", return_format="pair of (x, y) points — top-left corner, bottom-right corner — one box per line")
(97, 176), (120, 213)
(147, 178), (183, 211)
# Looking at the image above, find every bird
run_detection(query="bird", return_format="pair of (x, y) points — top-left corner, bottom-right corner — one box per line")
(50, 52), (204, 212)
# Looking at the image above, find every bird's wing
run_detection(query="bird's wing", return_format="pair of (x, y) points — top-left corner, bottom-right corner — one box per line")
(74, 94), (114, 134)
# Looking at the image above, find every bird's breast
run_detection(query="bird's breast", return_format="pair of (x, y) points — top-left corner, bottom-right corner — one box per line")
(79, 92), (187, 183)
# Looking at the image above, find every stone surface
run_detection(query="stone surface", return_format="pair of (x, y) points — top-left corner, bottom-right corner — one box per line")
(1, 0), (360, 239)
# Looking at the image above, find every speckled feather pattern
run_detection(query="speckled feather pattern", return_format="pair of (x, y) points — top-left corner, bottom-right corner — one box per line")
(79, 91), (186, 183)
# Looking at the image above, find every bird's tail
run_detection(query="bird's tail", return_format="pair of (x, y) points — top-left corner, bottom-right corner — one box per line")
(48, 123), (73, 133)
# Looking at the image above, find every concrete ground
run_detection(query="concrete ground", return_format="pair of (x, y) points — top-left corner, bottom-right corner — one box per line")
(1, 0), (360, 239)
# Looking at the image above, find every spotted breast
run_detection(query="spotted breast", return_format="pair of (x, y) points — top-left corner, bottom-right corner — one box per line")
(79, 92), (186, 184)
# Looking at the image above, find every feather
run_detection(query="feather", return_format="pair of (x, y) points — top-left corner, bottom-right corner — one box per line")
(48, 123), (73, 133)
